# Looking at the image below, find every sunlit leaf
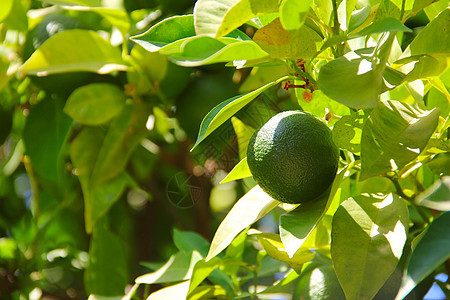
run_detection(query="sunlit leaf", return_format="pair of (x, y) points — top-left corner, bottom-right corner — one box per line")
(188, 285), (227, 300)
(136, 251), (202, 284)
(352, 17), (411, 37)
(251, 231), (315, 273)
(167, 36), (268, 67)
(130, 15), (196, 52)
(402, 55), (448, 83)
(206, 185), (280, 261)
(395, 211), (450, 300)
(279, 0), (312, 32)
(44, 0), (101, 6)
(194, 0), (279, 37)
(332, 110), (364, 154)
(406, 8), (450, 56)
(331, 193), (409, 300)
(191, 76), (288, 150)
(220, 158), (251, 184)
(64, 83), (125, 125)
(279, 167), (347, 257)
(62, 6), (130, 37)
(21, 30), (127, 75)
(148, 280), (191, 300)
(416, 177), (450, 211)
(348, 6), (371, 33)
(360, 100), (440, 180)
(0, 0), (13, 23)
(318, 33), (396, 108)
(231, 116), (256, 159)
(253, 18), (322, 60)
(187, 257), (222, 297)
(298, 90), (350, 120)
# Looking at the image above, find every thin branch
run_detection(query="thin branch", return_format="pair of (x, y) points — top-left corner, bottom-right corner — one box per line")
(331, 0), (343, 56)
(387, 175), (429, 223)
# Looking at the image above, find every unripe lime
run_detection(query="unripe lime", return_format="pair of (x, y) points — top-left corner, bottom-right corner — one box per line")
(247, 110), (339, 204)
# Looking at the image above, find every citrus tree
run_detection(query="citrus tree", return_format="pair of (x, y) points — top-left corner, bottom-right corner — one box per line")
(125, 0), (450, 299)
(0, 0), (449, 299)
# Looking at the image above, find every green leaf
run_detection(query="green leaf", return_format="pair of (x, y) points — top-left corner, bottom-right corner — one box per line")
(220, 158), (252, 184)
(85, 217), (128, 296)
(402, 55), (448, 83)
(84, 173), (129, 233)
(395, 211), (450, 300)
(0, 0), (13, 23)
(193, 0), (279, 38)
(136, 251), (202, 284)
(167, 36), (269, 67)
(62, 6), (130, 38)
(231, 116), (256, 159)
(406, 8), (450, 56)
(252, 231), (315, 273)
(279, 0), (312, 32)
(318, 33), (395, 109)
(148, 280), (191, 300)
(279, 167), (347, 257)
(258, 269), (299, 294)
(173, 228), (211, 257)
(253, 18), (322, 60)
(187, 257), (223, 297)
(64, 83), (126, 125)
(191, 76), (287, 150)
(90, 104), (149, 187)
(0, 238), (17, 260)
(70, 128), (129, 233)
(360, 100), (440, 180)
(205, 185), (280, 261)
(128, 46), (168, 95)
(1, 0), (27, 31)
(131, 14), (265, 66)
(239, 65), (289, 93)
(23, 96), (73, 182)
(130, 15), (196, 52)
(348, 6), (371, 33)
(44, 0), (101, 6)
(332, 110), (364, 154)
(416, 177), (450, 211)
(331, 193), (409, 300)
(297, 90), (350, 120)
(412, 0), (436, 13)
(188, 285), (227, 300)
(427, 87), (449, 117)
(352, 17), (412, 37)
(21, 29), (127, 75)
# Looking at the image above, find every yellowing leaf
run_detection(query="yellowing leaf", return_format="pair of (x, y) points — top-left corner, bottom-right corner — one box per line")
(253, 18), (322, 59)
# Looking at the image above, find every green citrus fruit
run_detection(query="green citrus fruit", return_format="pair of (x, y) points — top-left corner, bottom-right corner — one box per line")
(247, 110), (339, 204)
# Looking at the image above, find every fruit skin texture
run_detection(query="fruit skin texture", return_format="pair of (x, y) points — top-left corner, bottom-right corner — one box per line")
(247, 110), (339, 204)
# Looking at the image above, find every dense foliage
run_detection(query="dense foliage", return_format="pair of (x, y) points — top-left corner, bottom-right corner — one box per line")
(0, 0), (449, 299)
